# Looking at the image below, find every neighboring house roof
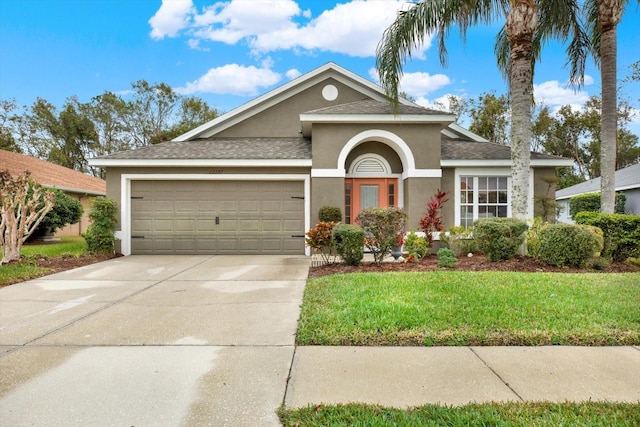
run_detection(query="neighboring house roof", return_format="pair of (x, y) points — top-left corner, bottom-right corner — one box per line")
(556, 163), (640, 200)
(0, 149), (106, 195)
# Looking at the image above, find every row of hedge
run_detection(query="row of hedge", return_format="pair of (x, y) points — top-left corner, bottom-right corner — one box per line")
(472, 213), (639, 267)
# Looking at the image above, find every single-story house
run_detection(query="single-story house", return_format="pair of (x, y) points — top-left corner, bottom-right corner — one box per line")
(89, 63), (571, 256)
(1, 149), (106, 237)
(556, 162), (640, 223)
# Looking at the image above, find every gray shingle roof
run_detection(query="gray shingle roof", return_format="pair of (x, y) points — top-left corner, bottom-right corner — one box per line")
(441, 139), (566, 161)
(94, 137), (311, 160)
(304, 99), (450, 116)
(556, 163), (640, 198)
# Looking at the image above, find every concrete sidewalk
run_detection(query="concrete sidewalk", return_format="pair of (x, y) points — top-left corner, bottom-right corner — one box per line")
(285, 346), (640, 408)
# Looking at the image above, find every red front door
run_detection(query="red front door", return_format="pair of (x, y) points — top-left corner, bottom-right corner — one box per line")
(345, 178), (398, 224)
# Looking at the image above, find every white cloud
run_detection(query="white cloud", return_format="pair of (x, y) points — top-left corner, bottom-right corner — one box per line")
(149, 0), (195, 40)
(399, 72), (450, 97)
(251, 0), (422, 57)
(148, 0), (427, 58)
(534, 80), (590, 106)
(286, 68), (301, 79)
(175, 64), (281, 96)
(369, 68), (450, 97)
(414, 94), (463, 112)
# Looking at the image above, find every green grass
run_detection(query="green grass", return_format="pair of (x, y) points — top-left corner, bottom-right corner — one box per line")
(278, 402), (640, 426)
(20, 236), (87, 257)
(0, 263), (52, 287)
(297, 271), (640, 346)
(0, 237), (88, 287)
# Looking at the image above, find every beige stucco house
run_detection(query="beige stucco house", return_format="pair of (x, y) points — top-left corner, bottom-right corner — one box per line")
(90, 63), (571, 256)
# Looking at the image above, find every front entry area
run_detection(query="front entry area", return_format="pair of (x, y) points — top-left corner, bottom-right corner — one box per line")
(130, 180), (305, 254)
(344, 178), (399, 224)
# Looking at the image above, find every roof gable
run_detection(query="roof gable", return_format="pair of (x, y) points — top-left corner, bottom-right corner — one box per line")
(0, 150), (106, 194)
(173, 62), (425, 141)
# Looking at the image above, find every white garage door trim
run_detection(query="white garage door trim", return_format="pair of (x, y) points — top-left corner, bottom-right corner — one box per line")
(119, 174), (311, 256)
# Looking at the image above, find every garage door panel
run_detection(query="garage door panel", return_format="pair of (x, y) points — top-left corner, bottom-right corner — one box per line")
(131, 180), (305, 254)
(197, 219), (217, 232)
(239, 219), (260, 232)
(284, 219), (303, 232)
(154, 200), (174, 213)
(133, 219), (153, 232)
(154, 219), (174, 232)
(175, 201), (195, 213)
(175, 219), (196, 232)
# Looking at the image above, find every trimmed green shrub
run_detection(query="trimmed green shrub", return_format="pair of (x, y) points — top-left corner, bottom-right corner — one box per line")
(29, 189), (84, 241)
(318, 206), (343, 223)
(404, 230), (429, 263)
(83, 197), (118, 254)
(332, 224), (364, 266)
(526, 218), (547, 259)
(437, 247), (457, 268)
(534, 224), (603, 267)
(473, 218), (528, 262)
(569, 192), (626, 217)
(574, 212), (640, 261)
(442, 226), (476, 256)
(355, 207), (407, 265)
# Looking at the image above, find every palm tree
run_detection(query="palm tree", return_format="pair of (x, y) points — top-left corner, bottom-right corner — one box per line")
(376, 0), (588, 220)
(584, 0), (635, 213)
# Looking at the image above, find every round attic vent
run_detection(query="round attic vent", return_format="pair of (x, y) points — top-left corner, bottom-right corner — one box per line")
(322, 84), (338, 101)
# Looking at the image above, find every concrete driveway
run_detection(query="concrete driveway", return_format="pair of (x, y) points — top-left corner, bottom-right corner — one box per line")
(0, 255), (310, 426)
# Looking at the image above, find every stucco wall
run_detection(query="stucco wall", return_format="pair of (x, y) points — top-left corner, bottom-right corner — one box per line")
(440, 168), (456, 229)
(310, 177), (345, 225)
(310, 123), (442, 170)
(216, 78), (368, 138)
(403, 177), (441, 230)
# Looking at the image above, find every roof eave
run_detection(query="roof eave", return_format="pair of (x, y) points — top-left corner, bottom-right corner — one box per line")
(300, 113), (455, 137)
(88, 158), (312, 168)
(440, 159), (575, 167)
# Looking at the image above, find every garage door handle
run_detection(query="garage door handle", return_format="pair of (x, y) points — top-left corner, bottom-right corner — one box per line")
(291, 196), (304, 199)
(131, 235), (145, 239)
(291, 234), (305, 238)
(215, 216), (220, 225)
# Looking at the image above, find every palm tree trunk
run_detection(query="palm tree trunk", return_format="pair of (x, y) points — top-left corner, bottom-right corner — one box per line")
(507, 1), (537, 220)
(598, 0), (622, 213)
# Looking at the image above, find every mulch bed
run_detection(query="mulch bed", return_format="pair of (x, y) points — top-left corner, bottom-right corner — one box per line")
(308, 253), (640, 278)
(29, 253), (122, 272)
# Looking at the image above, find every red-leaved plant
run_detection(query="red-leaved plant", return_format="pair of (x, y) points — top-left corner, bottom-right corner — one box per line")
(419, 189), (449, 244)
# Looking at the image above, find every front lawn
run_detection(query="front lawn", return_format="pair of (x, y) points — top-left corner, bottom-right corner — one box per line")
(1, 237), (90, 287)
(20, 236), (88, 257)
(296, 271), (640, 346)
(279, 402), (640, 426)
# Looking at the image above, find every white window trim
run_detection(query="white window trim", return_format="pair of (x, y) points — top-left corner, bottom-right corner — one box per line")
(454, 168), (534, 226)
(118, 173), (311, 257)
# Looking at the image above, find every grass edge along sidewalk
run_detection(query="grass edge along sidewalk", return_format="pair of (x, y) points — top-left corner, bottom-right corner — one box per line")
(278, 402), (640, 426)
(296, 271), (640, 346)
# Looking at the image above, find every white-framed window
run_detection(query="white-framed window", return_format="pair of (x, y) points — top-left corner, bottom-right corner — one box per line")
(459, 176), (510, 228)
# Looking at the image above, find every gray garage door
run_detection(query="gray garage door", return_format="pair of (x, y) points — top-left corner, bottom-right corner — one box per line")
(130, 180), (305, 254)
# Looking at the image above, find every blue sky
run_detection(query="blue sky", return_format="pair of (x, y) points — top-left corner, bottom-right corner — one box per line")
(1, 0), (639, 132)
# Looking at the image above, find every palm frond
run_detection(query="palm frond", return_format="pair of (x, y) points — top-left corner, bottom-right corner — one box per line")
(376, 0), (499, 112)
